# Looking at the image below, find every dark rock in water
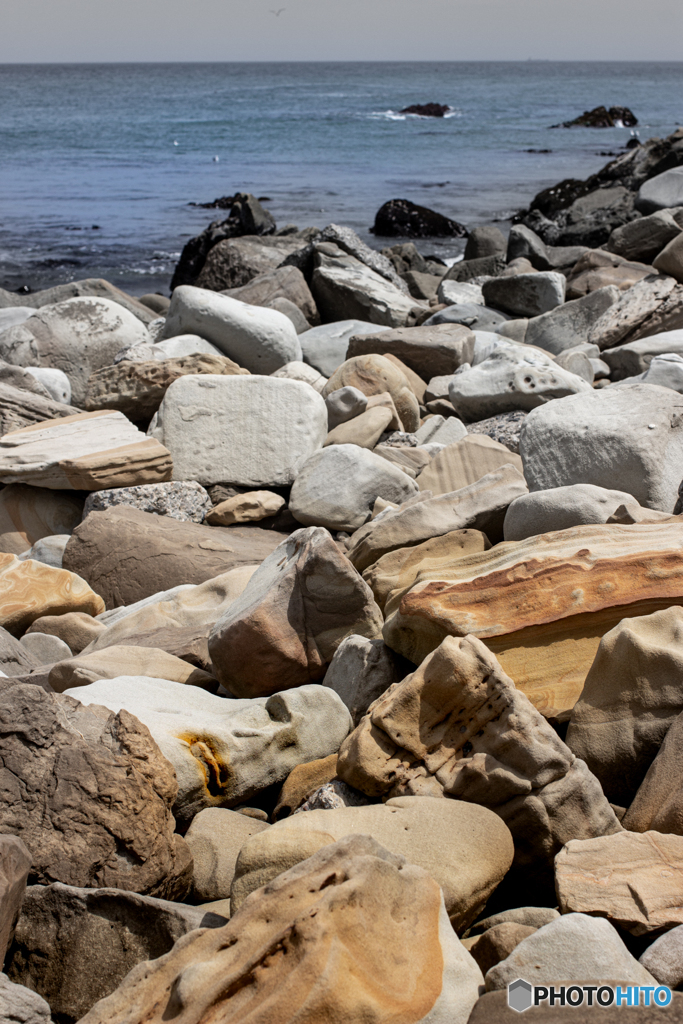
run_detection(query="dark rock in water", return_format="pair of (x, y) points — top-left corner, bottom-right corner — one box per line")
(550, 105), (638, 129)
(372, 199), (467, 239)
(399, 102), (450, 117)
(170, 192), (276, 290)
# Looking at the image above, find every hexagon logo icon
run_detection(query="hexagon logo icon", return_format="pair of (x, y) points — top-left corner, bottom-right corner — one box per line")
(508, 979), (533, 1013)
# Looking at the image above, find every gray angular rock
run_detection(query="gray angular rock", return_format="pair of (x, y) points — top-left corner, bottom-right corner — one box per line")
(0, 628), (39, 678)
(503, 484), (642, 541)
(0, 278), (157, 324)
(318, 224), (410, 293)
(0, 382), (80, 436)
(311, 250), (421, 328)
(465, 225), (506, 260)
(482, 272), (566, 317)
(323, 634), (409, 725)
(634, 351), (683, 392)
(161, 285), (301, 373)
(151, 374), (327, 488)
(82, 481), (211, 524)
(607, 209), (683, 263)
(602, 329), (683, 378)
(422, 303), (510, 333)
(519, 382), (683, 511)
(639, 924), (683, 988)
(0, 974), (51, 1024)
(554, 347), (594, 382)
(222, 264), (318, 325)
(637, 168), (683, 214)
(588, 273), (683, 350)
(15, 534), (72, 569)
(524, 286), (620, 355)
(290, 444), (418, 532)
(654, 231), (683, 283)
(437, 279), (484, 306)
(193, 235), (299, 292)
(6, 883), (227, 1024)
(324, 386), (368, 429)
(66, 676), (352, 826)
(466, 410), (527, 453)
(299, 319), (386, 378)
(622, 707), (683, 834)
(347, 323), (475, 380)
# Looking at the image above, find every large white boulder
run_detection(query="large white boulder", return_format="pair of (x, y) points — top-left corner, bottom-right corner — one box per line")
(0, 297), (148, 406)
(65, 676), (352, 827)
(161, 285), (301, 373)
(151, 374), (327, 487)
(520, 382), (683, 511)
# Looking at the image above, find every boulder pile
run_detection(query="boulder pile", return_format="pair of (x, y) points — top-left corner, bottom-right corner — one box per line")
(2, 156), (683, 1020)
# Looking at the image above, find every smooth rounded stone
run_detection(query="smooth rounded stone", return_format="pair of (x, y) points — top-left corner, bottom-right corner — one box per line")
(448, 341), (591, 421)
(0, 835), (31, 965)
(0, 627), (39, 678)
(16, 534), (70, 569)
(325, 385), (368, 429)
(0, 553), (104, 635)
(524, 286), (620, 355)
(270, 359), (327, 392)
(554, 347), (594, 382)
(299, 319), (386, 378)
(467, 906), (560, 937)
(26, 611), (105, 655)
(76, 834), (483, 1024)
(24, 366), (71, 404)
(337, 636), (620, 903)
(0, 411), (172, 492)
(347, 464), (528, 572)
(0, 279), (157, 324)
(519, 383), (683, 512)
(323, 635), (409, 725)
(48, 645), (215, 693)
(208, 527), (383, 698)
(63, 506), (284, 608)
(601, 329), (683, 379)
(654, 230), (683, 283)
(19, 631), (71, 666)
(347, 323), (475, 381)
(205, 490), (285, 526)
(65, 676), (352, 827)
(588, 273), (683, 351)
(0, 973), (52, 1024)
(0, 684), (191, 897)
(362, 528), (491, 613)
(469, 923), (538, 976)
(323, 353), (420, 432)
(482, 272), (566, 318)
(184, 808), (270, 902)
(637, 168), (683, 214)
(161, 285), (302, 373)
(555, 831), (683, 936)
(82, 481), (212, 525)
(324, 405), (393, 448)
(153, 334), (224, 359)
(5, 884), (227, 1024)
(623, 708), (683, 835)
(607, 209), (683, 263)
(503, 484), (642, 541)
(566, 607), (683, 807)
(640, 924), (683, 988)
(233, 796), (514, 932)
(423, 303), (511, 333)
(437, 279), (485, 306)
(485, 913), (657, 991)
(0, 307), (36, 331)
(150, 374), (327, 488)
(0, 296), (149, 406)
(289, 444), (418, 532)
(418, 435), (524, 496)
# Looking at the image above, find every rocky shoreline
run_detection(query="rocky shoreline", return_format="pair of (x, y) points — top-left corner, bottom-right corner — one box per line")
(0, 128), (683, 1022)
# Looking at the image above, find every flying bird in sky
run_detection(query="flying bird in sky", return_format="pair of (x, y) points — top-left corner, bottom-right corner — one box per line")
(270, 8), (286, 15)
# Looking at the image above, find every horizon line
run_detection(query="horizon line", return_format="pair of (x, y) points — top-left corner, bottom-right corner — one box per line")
(1, 58), (683, 66)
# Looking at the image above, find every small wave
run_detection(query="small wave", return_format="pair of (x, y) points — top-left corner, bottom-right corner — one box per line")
(369, 107), (461, 122)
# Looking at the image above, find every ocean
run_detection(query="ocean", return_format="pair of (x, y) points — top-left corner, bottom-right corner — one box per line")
(0, 61), (681, 296)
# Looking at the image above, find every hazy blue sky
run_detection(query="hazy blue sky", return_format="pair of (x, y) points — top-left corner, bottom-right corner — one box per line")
(1, 0), (682, 62)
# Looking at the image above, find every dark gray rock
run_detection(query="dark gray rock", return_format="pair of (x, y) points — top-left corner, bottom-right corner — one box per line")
(0, 628), (39, 678)
(371, 198), (467, 239)
(0, 836), (31, 966)
(82, 482), (212, 525)
(464, 226), (506, 261)
(422, 303), (510, 331)
(524, 286), (620, 355)
(465, 411), (528, 454)
(443, 254), (507, 284)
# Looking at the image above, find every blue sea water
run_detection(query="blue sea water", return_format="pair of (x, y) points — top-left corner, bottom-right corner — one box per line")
(0, 61), (681, 296)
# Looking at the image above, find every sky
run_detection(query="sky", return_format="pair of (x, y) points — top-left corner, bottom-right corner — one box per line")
(0, 0), (682, 63)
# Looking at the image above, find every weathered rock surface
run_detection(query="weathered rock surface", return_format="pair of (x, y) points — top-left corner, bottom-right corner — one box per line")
(602, 328), (683, 379)
(84, 352), (248, 419)
(195, 234), (298, 292)
(234, 796), (513, 931)
(0, 484), (83, 556)
(639, 924), (683, 988)
(555, 831), (683, 935)
(322, 353), (420, 432)
(637, 168), (683, 214)
(161, 285), (301, 373)
(524, 286), (620, 355)
(418, 435), (524, 496)
(324, 404), (394, 448)
(622, 708), (683, 835)
(382, 523), (683, 718)
(0, 835), (31, 965)
(63, 506), (283, 608)
(26, 611), (105, 655)
(204, 490), (285, 526)
(566, 248), (654, 299)
(519, 383), (683, 512)
(482, 272), (566, 317)
(208, 527), (383, 697)
(222, 265), (319, 325)
(0, 381), (79, 436)
(290, 444), (418, 532)
(0, 973), (52, 1024)
(654, 231), (683, 283)
(6, 883), (227, 1024)
(48, 645), (215, 693)
(311, 249), (421, 328)
(76, 834), (483, 1024)
(64, 675), (351, 825)
(0, 278), (157, 323)
(504, 483), (642, 541)
(0, 411), (172, 491)
(151, 374), (327, 487)
(347, 324), (474, 381)
(184, 808), (270, 902)
(0, 552), (104, 635)
(82, 481), (212, 524)
(607, 209), (683, 264)
(323, 634), (410, 725)
(299, 319), (386, 378)
(468, 923), (538, 976)
(485, 913), (656, 991)
(0, 684), (191, 897)
(347, 465), (528, 572)
(271, 359), (327, 390)
(588, 274), (683, 350)
(337, 636), (620, 899)
(566, 607), (683, 806)
(0, 628), (39, 677)
(19, 631), (70, 665)
(0, 297), (149, 406)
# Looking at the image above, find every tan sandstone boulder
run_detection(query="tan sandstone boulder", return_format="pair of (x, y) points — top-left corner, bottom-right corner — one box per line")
(322, 354), (420, 432)
(0, 553), (104, 635)
(0, 483), (83, 556)
(337, 635), (621, 902)
(556, 830), (683, 935)
(208, 527), (383, 698)
(48, 646), (216, 693)
(623, 709), (683, 835)
(204, 490), (285, 526)
(26, 611), (106, 654)
(77, 835), (484, 1024)
(347, 323), (475, 380)
(417, 435), (524, 496)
